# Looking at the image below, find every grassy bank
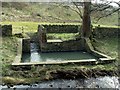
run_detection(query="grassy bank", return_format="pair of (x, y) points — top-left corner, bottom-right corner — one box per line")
(2, 2), (119, 26)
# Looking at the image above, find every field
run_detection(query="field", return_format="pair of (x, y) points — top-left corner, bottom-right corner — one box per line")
(2, 2), (119, 26)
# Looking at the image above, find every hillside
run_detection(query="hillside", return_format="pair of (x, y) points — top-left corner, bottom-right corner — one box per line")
(2, 2), (119, 25)
(2, 2), (81, 22)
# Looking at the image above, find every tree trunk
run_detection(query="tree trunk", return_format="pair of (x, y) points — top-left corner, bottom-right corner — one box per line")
(82, 1), (91, 38)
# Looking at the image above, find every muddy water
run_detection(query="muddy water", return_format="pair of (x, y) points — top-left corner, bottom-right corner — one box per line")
(1, 76), (119, 89)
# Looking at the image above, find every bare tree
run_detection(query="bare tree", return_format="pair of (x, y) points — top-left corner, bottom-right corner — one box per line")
(73, 0), (119, 38)
(91, 1), (120, 23)
(42, 0), (119, 37)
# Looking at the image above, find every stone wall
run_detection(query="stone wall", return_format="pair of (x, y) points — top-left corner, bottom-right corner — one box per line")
(92, 27), (119, 39)
(38, 25), (47, 51)
(38, 24), (119, 52)
(22, 38), (30, 53)
(41, 39), (85, 52)
(1, 25), (12, 36)
(42, 25), (79, 33)
(38, 25), (84, 52)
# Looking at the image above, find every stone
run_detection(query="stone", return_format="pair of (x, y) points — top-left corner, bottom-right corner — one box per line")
(22, 38), (30, 53)
(1, 25), (12, 36)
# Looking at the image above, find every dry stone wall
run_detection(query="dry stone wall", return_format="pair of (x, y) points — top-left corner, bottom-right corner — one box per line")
(42, 25), (79, 33)
(1, 25), (12, 36)
(38, 24), (119, 52)
(92, 27), (119, 39)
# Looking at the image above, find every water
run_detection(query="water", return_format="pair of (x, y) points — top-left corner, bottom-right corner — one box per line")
(85, 76), (119, 88)
(22, 43), (97, 63)
(30, 43), (41, 62)
(1, 76), (119, 89)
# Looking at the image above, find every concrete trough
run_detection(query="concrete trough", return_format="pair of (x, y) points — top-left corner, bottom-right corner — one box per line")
(12, 38), (115, 66)
(12, 24), (116, 66)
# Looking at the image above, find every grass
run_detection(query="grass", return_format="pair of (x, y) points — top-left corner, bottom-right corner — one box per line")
(93, 24), (119, 28)
(1, 36), (18, 77)
(47, 33), (79, 40)
(1, 22), (39, 34)
(2, 2), (119, 27)
(2, 2), (81, 22)
(2, 63), (118, 85)
(1, 22), (119, 35)
(92, 38), (118, 59)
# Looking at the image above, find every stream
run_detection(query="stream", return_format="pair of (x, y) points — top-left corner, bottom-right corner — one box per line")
(1, 76), (120, 89)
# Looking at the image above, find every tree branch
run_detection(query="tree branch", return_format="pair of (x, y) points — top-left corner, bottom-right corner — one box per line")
(72, 2), (83, 19)
(95, 8), (120, 23)
(91, 1), (112, 13)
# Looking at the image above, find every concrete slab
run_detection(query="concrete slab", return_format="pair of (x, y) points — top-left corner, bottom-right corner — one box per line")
(12, 59), (97, 66)
(47, 39), (63, 43)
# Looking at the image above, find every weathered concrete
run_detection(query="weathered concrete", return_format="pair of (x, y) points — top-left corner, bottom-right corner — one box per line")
(41, 39), (84, 52)
(22, 38), (30, 53)
(84, 38), (116, 63)
(13, 39), (22, 63)
(38, 25), (47, 51)
(47, 39), (63, 43)
(12, 59), (97, 66)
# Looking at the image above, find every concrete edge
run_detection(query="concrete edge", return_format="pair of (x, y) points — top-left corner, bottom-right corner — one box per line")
(12, 38), (22, 63)
(84, 38), (116, 62)
(12, 59), (97, 66)
(12, 38), (116, 66)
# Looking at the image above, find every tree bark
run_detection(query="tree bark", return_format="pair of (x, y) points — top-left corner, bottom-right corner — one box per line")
(82, 1), (91, 38)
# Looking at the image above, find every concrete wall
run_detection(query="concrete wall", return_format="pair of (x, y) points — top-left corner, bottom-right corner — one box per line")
(38, 25), (47, 51)
(22, 38), (30, 53)
(92, 27), (118, 39)
(41, 39), (85, 52)
(1, 25), (12, 36)
(13, 39), (22, 63)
